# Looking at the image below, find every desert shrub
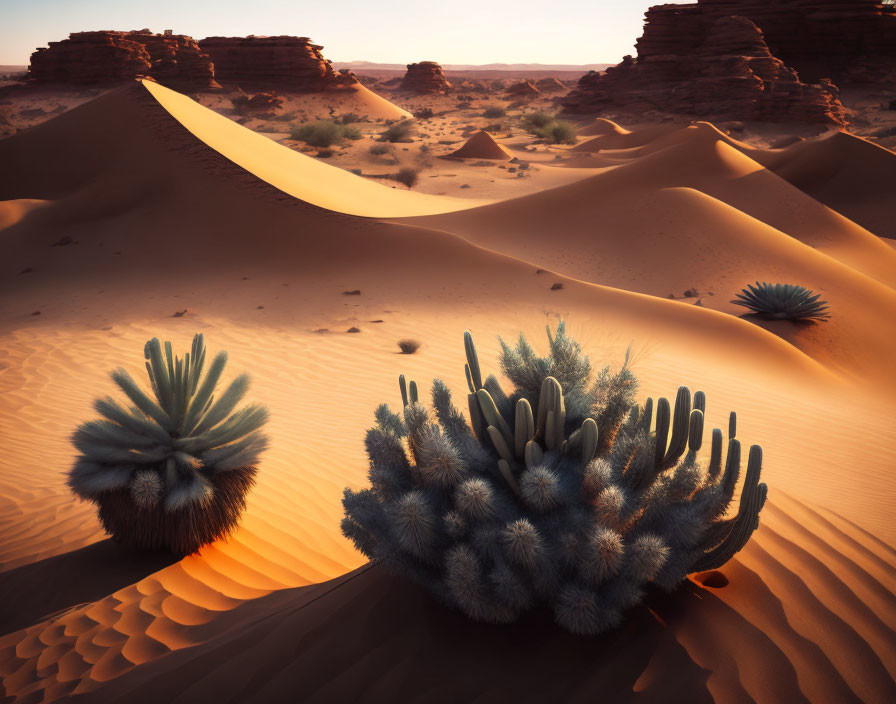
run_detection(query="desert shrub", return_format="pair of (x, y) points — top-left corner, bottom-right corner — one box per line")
(337, 112), (363, 124)
(342, 323), (767, 635)
(392, 167), (420, 189)
(521, 112), (577, 144)
(381, 119), (415, 143)
(538, 121), (577, 144)
(398, 339), (422, 354)
(369, 143), (391, 156)
(414, 107), (435, 119)
(523, 111), (555, 131)
(69, 334), (269, 554)
(732, 282), (830, 321)
(289, 120), (359, 147)
(483, 106), (507, 118)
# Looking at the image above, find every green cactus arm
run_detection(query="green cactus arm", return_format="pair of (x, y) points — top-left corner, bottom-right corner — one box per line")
(524, 440), (543, 470)
(581, 418), (598, 464)
(553, 390), (566, 450)
(693, 390), (706, 414)
(640, 397), (653, 433)
(536, 376), (564, 444)
(653, 397), (671, 467)
(409, 380), (419, 405)
(514, 398), (535, 459)
(661, 386), (691, 468)
(708, 428), (723, 479)
(465, 364), (476, 394)
(497, 459), (521, 496)
(728, 411), (737, 440)
(488, 425), (515, 464)
(467, 393), (488, 442)
(687, 409), (704, 453)
(691, 445), (765, 571)
(545, 410), (557, 450)
(399, 375), (409, 407)
(464, 331), (483, 391)
(476, 389), (514, 449)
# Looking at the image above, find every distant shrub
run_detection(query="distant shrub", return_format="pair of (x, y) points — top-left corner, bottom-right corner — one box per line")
(523, 111), (555, 131)
(337, 112), (364, 124)
(289, 120), (360, 147)
(393, 167), (420, 189)
(483, 106), (507, 118)
(342, 323), (768, 635)
(68, 334), (269, 554)
(414, 107), (435, 119)
(369, 143), (391, 156)
(538, 121), (577, 144)
(732, 282), (830, 321)
(397, 339), (422, 354)
(381, 120), (415, 143)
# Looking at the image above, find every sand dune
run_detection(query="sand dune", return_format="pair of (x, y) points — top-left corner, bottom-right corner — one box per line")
(577, 117), (631, 137)
(572, 124), (677, 152)
(409, 133), (896, 386)
(1, 81), (894, 702)
(751, 131), (896, 240)
(444, 129), (514, 160)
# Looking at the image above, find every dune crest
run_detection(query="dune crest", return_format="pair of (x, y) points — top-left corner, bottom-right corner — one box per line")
(140, 80), (485, 217)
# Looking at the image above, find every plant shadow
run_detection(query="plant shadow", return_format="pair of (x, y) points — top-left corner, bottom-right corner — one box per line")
(0, 538), (179, 634)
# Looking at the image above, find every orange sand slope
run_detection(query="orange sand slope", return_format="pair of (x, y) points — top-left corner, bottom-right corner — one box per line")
(408, 126), (896, 386)
(1, 83), (895, 702)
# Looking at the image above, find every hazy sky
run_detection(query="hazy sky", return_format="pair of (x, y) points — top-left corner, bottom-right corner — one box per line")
(0, 0), (656, 66)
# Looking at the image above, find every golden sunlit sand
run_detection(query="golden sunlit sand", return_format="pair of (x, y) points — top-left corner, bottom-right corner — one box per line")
(1, 74), (894, 702)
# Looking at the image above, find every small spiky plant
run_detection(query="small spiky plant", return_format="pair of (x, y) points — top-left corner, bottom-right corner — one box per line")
(69, 334), (269, 554)
(342, 323), (768, 635)
(732, 282), (830, 321)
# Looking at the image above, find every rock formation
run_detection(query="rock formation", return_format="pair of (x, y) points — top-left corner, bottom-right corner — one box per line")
(689, 0), (896, 84)
(563, 12), (848, 125)
(231, 90), (283, 115)
(535, 77), (566, 93)
(506, 80), (541, 97)
(399, 62), (452, 93)
(28, 30), (218, 90)
(198, 36), (357, 91)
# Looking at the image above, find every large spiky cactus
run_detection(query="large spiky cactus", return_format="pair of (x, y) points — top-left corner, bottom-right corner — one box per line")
(342, 323), (767, 635)
(732, 282), (830, 321)
(68, 334), (269, 554)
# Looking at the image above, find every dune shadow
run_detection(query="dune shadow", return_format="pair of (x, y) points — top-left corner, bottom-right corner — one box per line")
(88, 565), (718, 703)
(0, 538), (179, 634)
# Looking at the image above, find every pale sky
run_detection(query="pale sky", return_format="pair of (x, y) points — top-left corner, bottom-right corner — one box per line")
(0, 0), (656, 66)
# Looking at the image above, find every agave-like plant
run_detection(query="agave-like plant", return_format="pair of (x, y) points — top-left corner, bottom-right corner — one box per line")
(732, 282), (829, 321)
(342, 323), (767, 635)
(69, 333), (269, 554)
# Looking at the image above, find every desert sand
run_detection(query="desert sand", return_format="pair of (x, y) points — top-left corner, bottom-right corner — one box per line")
(1, 79), (894, 702)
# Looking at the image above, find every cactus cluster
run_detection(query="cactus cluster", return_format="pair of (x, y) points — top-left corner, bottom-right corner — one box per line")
(342, 323), (767, 635)
(68, 334), (269, 553)
(732, 281), (830, 321)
